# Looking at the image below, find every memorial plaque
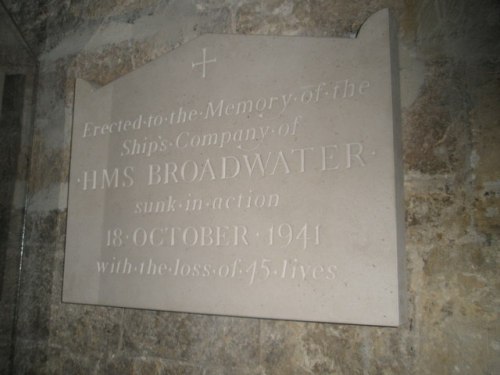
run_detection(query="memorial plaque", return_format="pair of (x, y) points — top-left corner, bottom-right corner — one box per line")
(63, 9), (405, 326)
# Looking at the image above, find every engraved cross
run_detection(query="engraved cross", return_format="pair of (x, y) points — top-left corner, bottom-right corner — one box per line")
(192, 48), (216, 79)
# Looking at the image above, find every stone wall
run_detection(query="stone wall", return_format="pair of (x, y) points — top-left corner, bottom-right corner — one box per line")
(3, 0), (499, 374)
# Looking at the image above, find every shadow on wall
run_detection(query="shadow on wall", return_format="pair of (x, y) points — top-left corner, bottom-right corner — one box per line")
(0, 73), (25, 294)
(0, 1), (36, 374)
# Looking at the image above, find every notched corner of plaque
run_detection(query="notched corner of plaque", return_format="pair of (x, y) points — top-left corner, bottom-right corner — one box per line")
(74, 78), (102, 98)
(356, 8), (392, 40)
(73, 78), (111, 116)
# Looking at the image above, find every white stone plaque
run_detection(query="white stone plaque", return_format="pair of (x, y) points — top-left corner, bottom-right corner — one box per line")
(64, 9), (405, 326)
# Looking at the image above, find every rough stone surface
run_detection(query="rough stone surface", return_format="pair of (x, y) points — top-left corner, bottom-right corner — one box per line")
(1, 0), (499, 374)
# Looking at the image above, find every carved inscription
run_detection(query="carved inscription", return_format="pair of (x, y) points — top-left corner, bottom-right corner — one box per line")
(192, 47), (216, 78)
(65, 11), (404, 326)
